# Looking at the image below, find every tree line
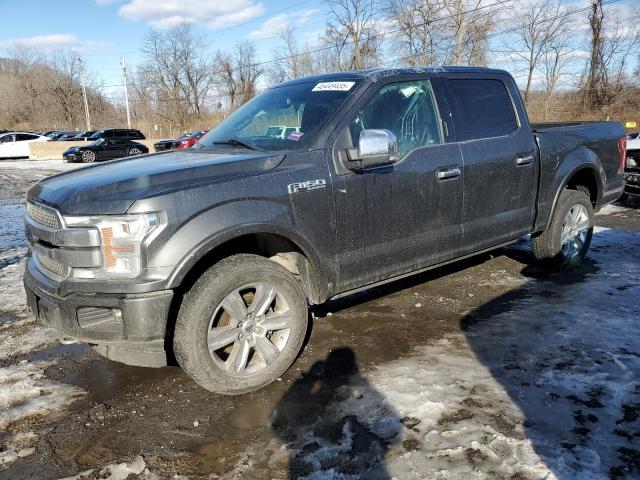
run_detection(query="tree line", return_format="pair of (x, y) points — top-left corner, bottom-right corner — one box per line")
(1, 0), (638, 134)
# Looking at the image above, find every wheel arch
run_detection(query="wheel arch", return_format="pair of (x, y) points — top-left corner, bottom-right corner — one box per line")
(166, 225), (329, 306)
(543, 163), (603, 231)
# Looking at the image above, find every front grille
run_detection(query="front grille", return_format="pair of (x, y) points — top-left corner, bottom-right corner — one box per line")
(27, 201), (61, 229)
(35, 251), (65, 277)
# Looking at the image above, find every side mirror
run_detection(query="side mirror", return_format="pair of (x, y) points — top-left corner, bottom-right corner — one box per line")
(347, 129), (398, 171)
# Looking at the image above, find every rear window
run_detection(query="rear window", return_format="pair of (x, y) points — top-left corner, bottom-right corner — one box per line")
(447, 79), (518, 141)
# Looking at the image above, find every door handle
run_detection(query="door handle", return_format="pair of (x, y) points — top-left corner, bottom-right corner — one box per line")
(515, 155), (534, 166)
(436, 167), (461, 180)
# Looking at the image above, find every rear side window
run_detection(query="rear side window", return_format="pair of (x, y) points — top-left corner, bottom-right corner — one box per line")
(16, 134), (38, 141)
(447, 79), (518, 141)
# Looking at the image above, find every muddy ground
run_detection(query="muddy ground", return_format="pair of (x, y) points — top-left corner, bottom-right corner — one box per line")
(0, 160), (639, 479)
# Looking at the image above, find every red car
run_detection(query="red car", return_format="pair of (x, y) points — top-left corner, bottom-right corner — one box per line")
(174, 130), (208, 150)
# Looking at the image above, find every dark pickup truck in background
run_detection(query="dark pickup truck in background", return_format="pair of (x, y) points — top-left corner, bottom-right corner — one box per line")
(23, 67), (625, 394)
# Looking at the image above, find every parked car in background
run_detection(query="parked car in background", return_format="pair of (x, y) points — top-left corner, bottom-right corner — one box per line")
(153, 130), (209, 152)
(48, 131), (77, 141)
(153, 132), (194, 152)
(623, 131), (640, 200)
(265, 125), (300, 139)
(61, 130), (97, 141)
(56, 132), (81, 141)
(0, 132), (48, 158)
(153, 138), (178, 152)
(63, 138), (148, 163)
(88, 128), (145, 141)
(174, 129), (208, 149)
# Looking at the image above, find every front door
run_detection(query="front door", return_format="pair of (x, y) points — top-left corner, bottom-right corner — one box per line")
(442, 74), (538, 252)
(332, 77), (464, 292)
(102, 139), (128, 160)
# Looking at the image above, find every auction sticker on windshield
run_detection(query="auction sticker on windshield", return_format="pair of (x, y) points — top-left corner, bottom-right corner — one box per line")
(312, 81), (355, 92)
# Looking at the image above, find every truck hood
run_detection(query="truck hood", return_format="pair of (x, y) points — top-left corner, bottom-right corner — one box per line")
(28, 149), (285, 215)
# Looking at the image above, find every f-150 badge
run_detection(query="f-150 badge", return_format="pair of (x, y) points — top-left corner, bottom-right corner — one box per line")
(288, 179), (327, 194)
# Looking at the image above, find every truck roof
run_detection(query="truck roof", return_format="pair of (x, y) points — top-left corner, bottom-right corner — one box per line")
(278, 66), (510, 87)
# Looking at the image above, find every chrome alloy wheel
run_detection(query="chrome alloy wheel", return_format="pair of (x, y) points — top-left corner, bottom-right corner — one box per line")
(207, 283), (292, 376)
(81, 150), (96, 162)
(560, 203), (590, 258)
(129, 148), (142, 155)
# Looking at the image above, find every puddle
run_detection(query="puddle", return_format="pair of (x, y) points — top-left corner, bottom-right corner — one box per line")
(0, 203), (26, 252)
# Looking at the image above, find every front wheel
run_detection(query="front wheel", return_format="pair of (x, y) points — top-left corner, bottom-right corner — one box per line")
(531, 189), (594, 269)
(128, 147), (142, 156)
(81, 150), (96, 163)
(173, 254), (308, 394)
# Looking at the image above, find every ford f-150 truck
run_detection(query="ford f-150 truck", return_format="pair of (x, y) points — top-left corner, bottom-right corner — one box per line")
(23, 67), (626, 394)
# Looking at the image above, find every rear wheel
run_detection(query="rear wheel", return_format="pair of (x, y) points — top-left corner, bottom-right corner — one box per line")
(81, 150), (96, 163)
(128, 147), (142, 156)
(531, 189), (594, 269)
(173, 254), (308, 394)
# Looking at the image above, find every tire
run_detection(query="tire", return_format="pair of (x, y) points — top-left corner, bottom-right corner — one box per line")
(173, 254), (308, 395)
(531, 188), (594, 269)
(128, 148), (142, 156)
(81, 150), (96, 163)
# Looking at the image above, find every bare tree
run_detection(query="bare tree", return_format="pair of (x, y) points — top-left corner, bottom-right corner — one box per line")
(504, 0), (575, 103)
(267, 25), (317, 84)
(386, 0), (443, 65)
(324, 0), (380, 70)
(138, 25), (215, 129)
(584, 0), (639, 109)
(541, 43), (574, 119)
(215, 42), (262, 108)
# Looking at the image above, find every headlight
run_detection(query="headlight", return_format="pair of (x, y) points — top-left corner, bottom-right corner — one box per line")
(63, 213), (160, 279)
(627, 156), (637, 168)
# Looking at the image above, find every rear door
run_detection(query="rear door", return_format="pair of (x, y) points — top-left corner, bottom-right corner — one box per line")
(442, 73), (537, 252)
(331, 75), (464, 291)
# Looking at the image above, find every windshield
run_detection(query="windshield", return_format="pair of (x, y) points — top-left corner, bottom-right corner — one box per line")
(198, 80), (361, 151)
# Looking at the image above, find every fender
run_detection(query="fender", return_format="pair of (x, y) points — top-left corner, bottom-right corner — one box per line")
(157, 199), (331, 300)
(535, 146), (604, 232)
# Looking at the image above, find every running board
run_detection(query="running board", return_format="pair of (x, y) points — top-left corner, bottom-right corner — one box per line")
(329, 239), (519, 301)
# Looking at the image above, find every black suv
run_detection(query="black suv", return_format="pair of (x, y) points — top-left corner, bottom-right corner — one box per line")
(88, 129), (145, 141)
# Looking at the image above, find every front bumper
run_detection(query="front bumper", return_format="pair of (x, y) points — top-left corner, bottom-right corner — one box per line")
(24, 256), (173, 367)
(623, 171), (640, 197)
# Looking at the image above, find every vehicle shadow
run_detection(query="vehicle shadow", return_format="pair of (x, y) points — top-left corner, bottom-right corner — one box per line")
(460, 232), (640, 478)
(271, 347), (400, 479)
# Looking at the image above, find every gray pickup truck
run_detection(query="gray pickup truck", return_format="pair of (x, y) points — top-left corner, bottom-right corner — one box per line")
(23, 67), (625, 394)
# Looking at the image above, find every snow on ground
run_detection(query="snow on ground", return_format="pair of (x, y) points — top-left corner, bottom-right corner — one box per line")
(0, 159), (78, 171)
(59, 456), (157, 480)
(225, 227), (640, 480)
(0, 161), (86, 471)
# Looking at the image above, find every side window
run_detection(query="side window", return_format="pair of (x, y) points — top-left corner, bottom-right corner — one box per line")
(349, 80), (442, 158)
(447, 79), (518, 141)
(17, 134), (37, 141)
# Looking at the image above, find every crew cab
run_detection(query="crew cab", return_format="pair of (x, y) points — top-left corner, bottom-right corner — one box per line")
(23, 67), (625, 394)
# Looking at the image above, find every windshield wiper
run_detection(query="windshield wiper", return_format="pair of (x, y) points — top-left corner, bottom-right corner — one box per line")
(211, 138), (257, 150)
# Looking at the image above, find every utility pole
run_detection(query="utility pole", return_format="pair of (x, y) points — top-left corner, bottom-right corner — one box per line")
(121, 55), (132, 129)
(79, 57), (91, 130)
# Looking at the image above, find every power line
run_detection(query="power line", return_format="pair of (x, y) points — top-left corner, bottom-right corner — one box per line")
(95, 0), (515, 90)
(92, 0), (623, 104)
